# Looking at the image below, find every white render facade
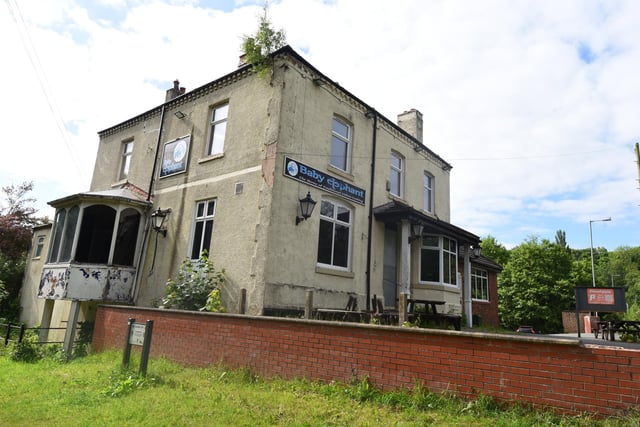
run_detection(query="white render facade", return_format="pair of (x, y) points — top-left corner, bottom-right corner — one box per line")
(22, 46), (483, 333)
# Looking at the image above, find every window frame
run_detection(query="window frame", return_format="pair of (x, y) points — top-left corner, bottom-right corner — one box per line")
(316, 198), (353, 271)
(119, 140), (134, 180)
(419, 235), (459, 287)
(471, 267), (490, 301)
(329, 116), (352, 172)
(423, 172), (434, 213)
(389, 151), (404, 198)
(33, 235), (46, 258)
(206, 102), (229, 157)
(189, 199), (216, 260)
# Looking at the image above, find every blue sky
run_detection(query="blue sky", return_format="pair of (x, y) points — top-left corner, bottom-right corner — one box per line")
(1, 0), (639, 251)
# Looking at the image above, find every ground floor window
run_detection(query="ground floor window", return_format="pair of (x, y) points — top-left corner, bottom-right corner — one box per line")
(471, 267), (489, 301)
(419, 235), (458, 286)
(317, 198), (352, 270)
(190, 199), (216, 259)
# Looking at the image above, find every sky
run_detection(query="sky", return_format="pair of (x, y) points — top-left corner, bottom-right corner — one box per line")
(1, 0), (639, 251)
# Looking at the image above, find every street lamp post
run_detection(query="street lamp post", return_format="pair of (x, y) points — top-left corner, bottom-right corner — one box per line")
(589, 217), (611, 288)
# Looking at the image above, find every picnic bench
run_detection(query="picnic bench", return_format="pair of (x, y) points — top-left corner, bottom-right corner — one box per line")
(314, 295), (367, 322)
(406, 299), (462, 331)
(595, 320), (640, 341)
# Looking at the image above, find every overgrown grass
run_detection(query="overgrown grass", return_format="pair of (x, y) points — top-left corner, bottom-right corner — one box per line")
(0, 347), (635, 426)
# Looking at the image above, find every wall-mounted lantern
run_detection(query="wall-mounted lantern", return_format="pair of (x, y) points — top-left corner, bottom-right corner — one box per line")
(471, 245), (481, 257)
(409, 223), (424, 243)
(295, 192), (317, 225)
(150, 207), (172, 237)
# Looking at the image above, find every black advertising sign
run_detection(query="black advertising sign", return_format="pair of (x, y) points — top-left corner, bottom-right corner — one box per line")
(574, 287), (627, 313)
(283, 156), (366, 205)
(160, 135), (190, 178)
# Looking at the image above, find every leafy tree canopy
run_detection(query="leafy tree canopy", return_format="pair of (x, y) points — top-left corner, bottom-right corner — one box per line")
(498, 236), (574, 333)
(480, 235), (509, 266)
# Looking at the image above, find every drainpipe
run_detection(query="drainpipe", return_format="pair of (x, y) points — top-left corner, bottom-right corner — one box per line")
(365, 110), (377, 311)
(147, 104), (167, 202)
(131, 104), (166, 303)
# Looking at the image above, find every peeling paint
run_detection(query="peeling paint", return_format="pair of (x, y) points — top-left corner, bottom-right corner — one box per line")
(38, 264), (135, 303)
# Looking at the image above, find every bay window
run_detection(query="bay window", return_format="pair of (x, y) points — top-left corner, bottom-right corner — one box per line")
(420, 235), (458, 286)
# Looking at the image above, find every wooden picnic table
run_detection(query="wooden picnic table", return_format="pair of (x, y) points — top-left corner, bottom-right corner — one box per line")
(595, 320), (640, 341)
(406, 299), (462, 331)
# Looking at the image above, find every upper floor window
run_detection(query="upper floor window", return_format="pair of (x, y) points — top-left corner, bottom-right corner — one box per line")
(207, 103), (229, 156)
(119, 140), (133, 180)
(190, 199), (216, 259)
(423, 172), (434, 213)
(330, 117), (351, 172)
(317, 198), (352, 270)
(33, 235), (46, 258)
(389, 151), (404, 197)
(420, 235), (458, 286)
(471, 267), (489, 301)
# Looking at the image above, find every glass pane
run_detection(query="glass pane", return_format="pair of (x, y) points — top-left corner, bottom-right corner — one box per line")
(76, 205), (116, 264)
(191, 221), (203, 259)
(206, 201), (215, 216)
(48, 210), (66, 262)
(320, 200), (334, 218)
(330, 135), (347, 170)
(60, 206), (79, 262)
(389, 170), (400, 195)
(213, 104), (229, 122)
(196, 202), (205, 218)
(420, 248), (439, 282)
(317, 219), (333, 264)
(202, 220), (213, 253)
(112, 209), (140, 266)
(209, 122), (227, 155)
(391, 154), (401, 169)
(336, 206), (350, 223)
(333, 224), (349, 267)
(332, 118), (349, 139)
(422, 236), (439, 247)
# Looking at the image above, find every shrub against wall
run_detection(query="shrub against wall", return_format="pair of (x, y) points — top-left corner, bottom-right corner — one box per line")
(162, 252), (225, 312)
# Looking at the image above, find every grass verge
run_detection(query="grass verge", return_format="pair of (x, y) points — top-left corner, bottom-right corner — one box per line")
(0, 347), (635, 426)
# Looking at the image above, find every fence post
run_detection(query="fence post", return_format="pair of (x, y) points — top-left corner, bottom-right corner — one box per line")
(18, 324), (26, 343)
(304, 290), (313, 319)
(4, 322), (11, 346)
(239, 288), (247, 314)
(63, 301), (81, 358)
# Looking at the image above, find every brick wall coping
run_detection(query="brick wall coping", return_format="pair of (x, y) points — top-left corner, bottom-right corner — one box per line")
(99, 304), (585, 347)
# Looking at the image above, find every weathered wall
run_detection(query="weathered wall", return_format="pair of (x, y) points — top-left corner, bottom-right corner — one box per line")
(93, 305), (639, 417)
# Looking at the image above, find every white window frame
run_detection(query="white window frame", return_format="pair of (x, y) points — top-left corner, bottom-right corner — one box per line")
(423, 172), (434, 213)
(316, 198), (352, 271)
(119, 140), (133, 180)
(471, 267), (490, 301)
(33, 235), (45, 258)
(189, 199), (216, 259)
(207, 103), (229, 156)
(330, 116), (352, 172)
(419, 235), (458, 287)
(389, 151), (404, 198)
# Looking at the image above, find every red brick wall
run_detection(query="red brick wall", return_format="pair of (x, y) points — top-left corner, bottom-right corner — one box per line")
(471, 271), (500, 327)
(93, 305), (639, 416)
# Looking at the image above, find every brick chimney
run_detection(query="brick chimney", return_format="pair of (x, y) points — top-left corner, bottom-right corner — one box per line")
(165, 79), (185, 101)
(397, 109), (423, 143)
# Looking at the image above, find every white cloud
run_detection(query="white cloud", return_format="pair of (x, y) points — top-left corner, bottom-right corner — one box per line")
(1, 0), (639, 249)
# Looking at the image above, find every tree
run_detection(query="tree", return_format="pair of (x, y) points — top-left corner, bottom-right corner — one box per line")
(554, 229), (568, 250)
(0, 181), (41, 320)
(241, 2), (287, 76)
(480, 235), (509, 266)
(498, 237), (574, 333)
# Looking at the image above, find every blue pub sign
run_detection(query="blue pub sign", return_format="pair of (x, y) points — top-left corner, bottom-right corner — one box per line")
(283, 157), (366, 205)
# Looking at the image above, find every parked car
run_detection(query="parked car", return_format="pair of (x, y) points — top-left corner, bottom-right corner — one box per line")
(516, 325), (538, 334)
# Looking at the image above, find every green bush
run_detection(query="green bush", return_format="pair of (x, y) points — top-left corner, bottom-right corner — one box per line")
(163, 252), (225, 312)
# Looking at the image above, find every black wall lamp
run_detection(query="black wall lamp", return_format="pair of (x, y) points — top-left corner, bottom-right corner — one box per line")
(295, 192), (317, 225)
(471, 245), (481, 257)
(150, 207), (172, 236)
(409, 223), (424, 243)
